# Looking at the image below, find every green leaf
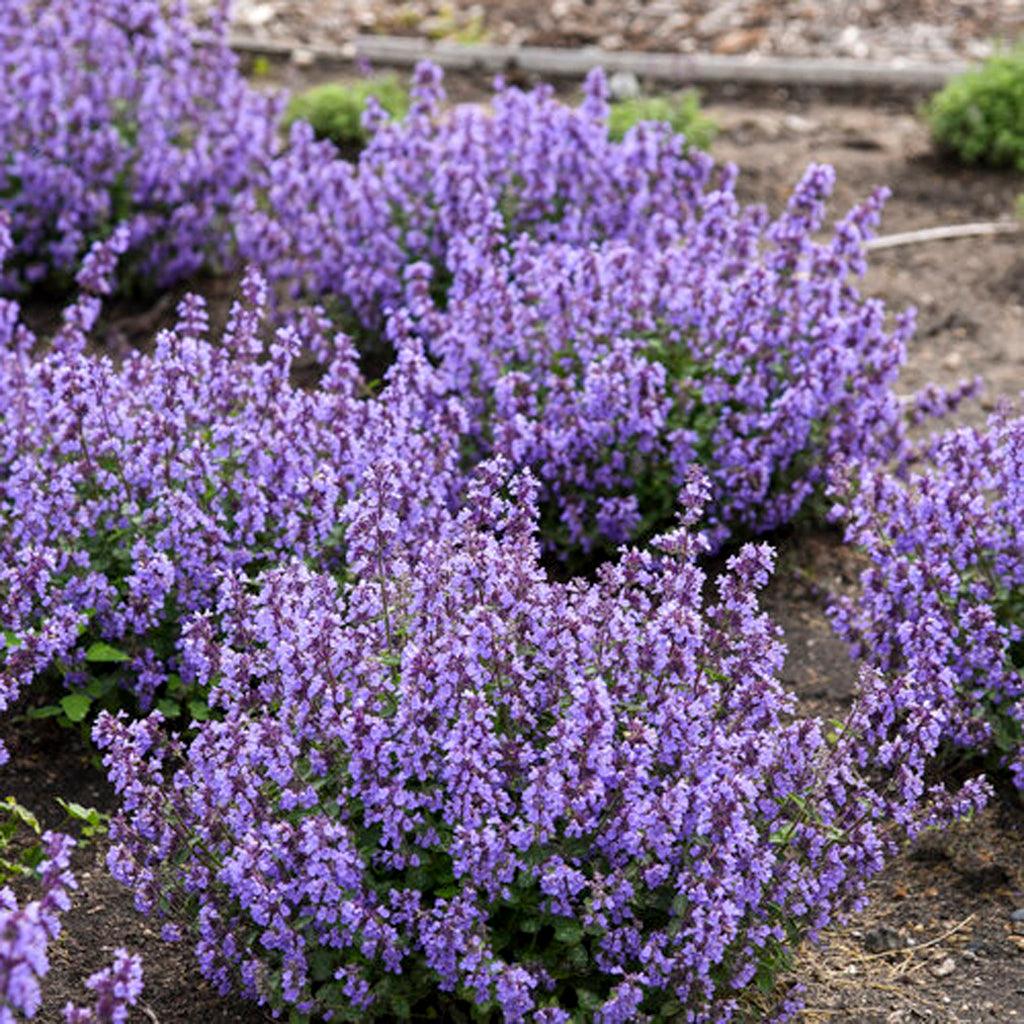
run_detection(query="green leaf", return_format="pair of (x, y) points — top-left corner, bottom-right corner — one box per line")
(188, 699), (210, 722)
(156, 698), (181, 719)
(57, 799), (102, 825)
(84, 641), (130, 663)
(554, 921), (583, 945)
(3, 798), (40, 834)
(60, 693), (92, 723)
(26, 705), (64, 720)
(85, 676), (116, 699)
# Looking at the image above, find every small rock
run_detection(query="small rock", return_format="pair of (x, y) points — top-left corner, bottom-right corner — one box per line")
(864, 926), (905, 954)
(931, 957), (956, 978)
(241, 2), (276, 29)
(608, 71), (640, 102)
(696, 0), (742, 36)
(783, 114), (817, 135)
(1009, 908), (1024, 923)
(290, 47), (315, 68)
(713, 28), (764, 55)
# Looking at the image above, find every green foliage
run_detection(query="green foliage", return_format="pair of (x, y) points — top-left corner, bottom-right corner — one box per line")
(0, 797), (44, 881)
(0, 795), (107, 882)
(607, 91), (716, 150)
(926, 49), (1024, 171)
(283, 77), (410, 152)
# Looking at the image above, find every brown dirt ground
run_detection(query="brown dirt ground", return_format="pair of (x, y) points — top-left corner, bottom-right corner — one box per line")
(3, 86), (1023, 1022)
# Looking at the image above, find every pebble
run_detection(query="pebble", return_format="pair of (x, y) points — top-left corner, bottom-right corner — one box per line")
(1010, 908), (1024, 923)
(608, 70), (641, 101)
(931, 956), (956, 978)
(863, 926), (905, 953)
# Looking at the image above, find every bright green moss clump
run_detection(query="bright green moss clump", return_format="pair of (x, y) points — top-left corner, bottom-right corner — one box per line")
(607, 91), (716, 149)
(283, 77), (410, 151)
(927, 49), (1024, 171)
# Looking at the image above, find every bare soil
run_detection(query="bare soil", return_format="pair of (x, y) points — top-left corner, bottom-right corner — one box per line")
(3, 92), (1023, 1022)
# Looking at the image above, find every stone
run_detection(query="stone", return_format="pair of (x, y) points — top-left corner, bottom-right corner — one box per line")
(712, 28), (764, 55)
(241, 2), (276, 28)
(864, 926), (905, 954)
(608, 71), (641, 101)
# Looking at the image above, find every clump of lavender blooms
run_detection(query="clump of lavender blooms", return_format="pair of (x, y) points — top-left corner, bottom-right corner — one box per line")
(0, 0), (279, 290)
(234, 62), (718, 327)
(392, 164), (917, 555)
(62, 950), (143, 1024)
(0, 219), (464, 745)
(0, 827), (142, 1023)
(0, 831), (75, 1020)
(236, 63), (965, 553)
(95, 463), (985, 1022)
(832, 409), (1024, 787)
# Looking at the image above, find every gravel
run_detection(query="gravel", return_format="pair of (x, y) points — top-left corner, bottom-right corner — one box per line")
(198, 0), (1023, 65)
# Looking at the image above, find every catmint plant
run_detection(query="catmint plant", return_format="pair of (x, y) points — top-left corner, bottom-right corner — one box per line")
(0, 831), (75, 1021)
(832, 409), (1024, 787)
(61, 950), (143, 1024)
(391, 165), (918, 556)
(0, 214), (465, 743)
(237, 63), (976, 553)
(95, 462), (985, 1022)
(0, 0), (279, 290)
(0, 826), (142, 1023)
(234, 62), (719, 327)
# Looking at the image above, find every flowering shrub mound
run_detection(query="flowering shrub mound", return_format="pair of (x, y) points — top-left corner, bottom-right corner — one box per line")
(0, 0), (279, 290)
(833, 409), (1024, 787)
(238, 62), (940, 552)
(0, 220), (464, 748)
(235, 63), (719, 326)
(96, 464), (983, 1023)
(391, 163), (914, 555)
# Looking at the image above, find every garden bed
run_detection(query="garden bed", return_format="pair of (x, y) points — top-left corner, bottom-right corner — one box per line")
(3, 75), (1021, 1021)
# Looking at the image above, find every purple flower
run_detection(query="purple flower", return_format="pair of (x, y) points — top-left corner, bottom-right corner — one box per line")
(94, 460), (979, 1021)
(833, 408), (1024, 787)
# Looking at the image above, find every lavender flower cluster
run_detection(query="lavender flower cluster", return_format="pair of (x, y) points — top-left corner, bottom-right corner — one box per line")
(0, 221), (462, 754)
(235, 65), (717, 326)
(0, 0), (278, 289)
(0, 827), (143, 1023)
(234, 65), (929, 552)
(0, 831), (76, 1020)
(95, 463), (983, 1022)
(833, 409), (1024, 787)
(395, 166), (912, 553)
